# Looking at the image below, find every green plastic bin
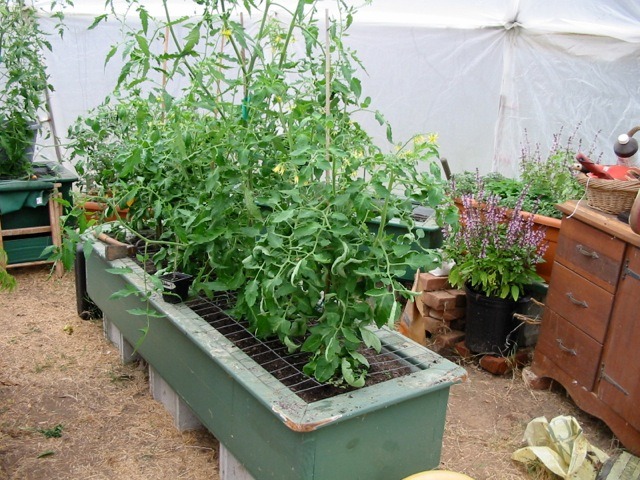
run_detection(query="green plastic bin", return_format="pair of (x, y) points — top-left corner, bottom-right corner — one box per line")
(0, 161), (77, 265)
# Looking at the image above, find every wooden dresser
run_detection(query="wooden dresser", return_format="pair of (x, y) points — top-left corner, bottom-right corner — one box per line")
(531, 200), (640, 454)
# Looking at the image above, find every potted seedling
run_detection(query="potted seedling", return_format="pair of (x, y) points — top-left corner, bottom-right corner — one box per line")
(450, 127), (591, 282)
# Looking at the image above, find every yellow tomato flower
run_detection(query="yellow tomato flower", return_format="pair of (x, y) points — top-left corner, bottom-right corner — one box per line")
(273, 163), (285, 175)
(414, 134), (426, 145)
(427, 133), (439, 144)
(222, 28), (232, 39)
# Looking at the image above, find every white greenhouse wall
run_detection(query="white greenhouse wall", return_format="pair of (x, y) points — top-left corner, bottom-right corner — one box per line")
(33, 0), (640, 177)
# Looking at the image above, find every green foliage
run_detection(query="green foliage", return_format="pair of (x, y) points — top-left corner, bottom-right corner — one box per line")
(0, 0), (70, 178)
(64, 0), (455, 387)
(0, 248), (17, 291)
(37, 423), (64, 438)
(451, 128), (588, 219)
(0, 1), (68, 178)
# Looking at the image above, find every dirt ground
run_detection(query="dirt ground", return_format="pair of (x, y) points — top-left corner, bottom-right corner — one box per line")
(0, 266), (621, 480)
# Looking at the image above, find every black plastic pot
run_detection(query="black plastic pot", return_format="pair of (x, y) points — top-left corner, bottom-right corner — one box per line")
(160, 272), (194, 304)
(75, 243), (101, 319)
(464, 285), (529, 355)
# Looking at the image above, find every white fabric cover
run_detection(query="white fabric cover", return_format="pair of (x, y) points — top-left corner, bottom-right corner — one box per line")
(32, 0), (640, 176)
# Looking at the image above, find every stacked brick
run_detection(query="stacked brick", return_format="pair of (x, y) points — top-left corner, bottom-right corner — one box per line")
(398, 271), (535, 374)
(398, 272), (466, 353)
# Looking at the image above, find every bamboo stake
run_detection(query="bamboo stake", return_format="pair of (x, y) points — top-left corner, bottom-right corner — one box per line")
(44, 87), (63, 163)
(241, 12), (248, 102)
(325, 9), (332, 187)
(217, 29), (225, 101)
(162, 25), (170, 91)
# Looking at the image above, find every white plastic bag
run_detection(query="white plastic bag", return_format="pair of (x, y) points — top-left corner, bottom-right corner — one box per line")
(512, 415), (609, 479)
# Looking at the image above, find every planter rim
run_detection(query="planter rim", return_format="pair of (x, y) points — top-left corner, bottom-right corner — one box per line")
(366, 213), (440, 231)
(88, 234), (467, 432)
(454, 197), (563, 228)
(464, 283), (533, 304)
(519, 209), (562, 228)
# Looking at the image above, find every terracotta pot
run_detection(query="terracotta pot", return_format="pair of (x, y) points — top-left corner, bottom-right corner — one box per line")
(519, 210), (561, 283)
(81, 200), (129, 222)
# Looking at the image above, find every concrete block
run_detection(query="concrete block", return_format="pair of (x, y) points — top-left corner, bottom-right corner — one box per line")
(103, 314), (140, 364)
(149, 365), (203, 432)
(220, 443), (255, 480)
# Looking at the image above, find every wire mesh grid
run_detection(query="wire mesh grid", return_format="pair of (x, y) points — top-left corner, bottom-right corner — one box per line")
(131, 244), (438, 402)
(184, 292), (437, 402)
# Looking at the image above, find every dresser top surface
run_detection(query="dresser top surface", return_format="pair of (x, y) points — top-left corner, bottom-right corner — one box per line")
(558, 200), (640, 248)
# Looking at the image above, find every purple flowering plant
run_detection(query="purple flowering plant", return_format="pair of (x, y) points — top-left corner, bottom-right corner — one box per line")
(443, 177), (549, 301)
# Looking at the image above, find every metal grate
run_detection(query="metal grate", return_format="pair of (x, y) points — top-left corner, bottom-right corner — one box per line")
(133, 247), (439, 402)
(411, 205), (436, 224)
(183, 293), (429, 402)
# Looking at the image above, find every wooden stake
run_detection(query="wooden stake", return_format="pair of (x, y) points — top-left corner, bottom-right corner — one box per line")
(325, 9), (331, 185)
(163, 25), (170, 89)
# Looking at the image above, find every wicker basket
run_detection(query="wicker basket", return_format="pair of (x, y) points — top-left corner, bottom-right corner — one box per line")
(576, 173), (640, 215)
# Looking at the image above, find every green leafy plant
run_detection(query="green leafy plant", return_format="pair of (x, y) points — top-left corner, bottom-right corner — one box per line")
(0, 1), (68, 178)
(37, 423), (63, 438)
(64, 0), (456, 387)
(443, 177), (548, 301)
(236, 136), (450, 386)
(451, 127), (590, 219)
(0, 247), (17, 291)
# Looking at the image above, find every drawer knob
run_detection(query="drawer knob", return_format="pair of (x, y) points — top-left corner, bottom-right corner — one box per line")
(566, 292), (588, 308)
(576, 244), (599, 259)
(556, 339), (577, 356)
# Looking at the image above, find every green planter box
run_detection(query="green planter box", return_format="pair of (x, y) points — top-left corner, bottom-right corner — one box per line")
(367, 206), (443, 281)
(85, 237), (466, 480)
(0, 161), (77, 265)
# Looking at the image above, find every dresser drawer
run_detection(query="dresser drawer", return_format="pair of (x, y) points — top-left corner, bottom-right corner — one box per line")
(546, 262), (614, 343)
(537, 310), (603, 391)
(556, 216), (625, 293)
